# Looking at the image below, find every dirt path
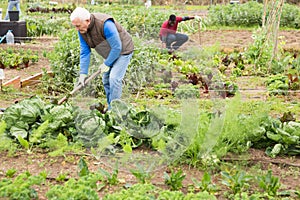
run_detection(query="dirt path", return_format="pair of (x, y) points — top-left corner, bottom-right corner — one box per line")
(189, 29), (300, 51)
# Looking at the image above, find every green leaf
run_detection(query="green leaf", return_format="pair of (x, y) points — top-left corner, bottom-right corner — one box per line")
(78, 157), (89, 177)
(17, 135), (29, 150)
(0, 120), (7, 135)
(123, 143), (132, 153)
(29, 120), (49, 143)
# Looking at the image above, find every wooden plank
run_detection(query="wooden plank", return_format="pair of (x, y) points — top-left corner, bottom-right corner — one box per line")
(21, 73), (43, 87)
(21, 71), (53, 87)
(3, 76), (21, 89)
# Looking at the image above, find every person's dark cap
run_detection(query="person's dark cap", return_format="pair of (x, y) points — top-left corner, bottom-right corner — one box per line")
(169, 14), (176, 22)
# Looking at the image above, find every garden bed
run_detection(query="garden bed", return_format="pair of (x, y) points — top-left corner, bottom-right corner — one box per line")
(0, 2), (300, 199)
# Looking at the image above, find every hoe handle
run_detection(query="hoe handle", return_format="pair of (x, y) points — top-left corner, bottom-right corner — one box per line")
(57, 69), (103, 105)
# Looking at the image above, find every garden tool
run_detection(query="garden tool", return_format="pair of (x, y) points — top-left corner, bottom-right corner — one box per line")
(0, 68), (4, 91)
(0, 35), (6, 44)
(57, 68), (103, 105)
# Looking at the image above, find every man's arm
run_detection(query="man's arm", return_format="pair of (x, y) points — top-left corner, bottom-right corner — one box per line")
(159, 21), (169, 47)
(103, 19), (122, 67)
(78, 32), (91, 75)
(182, 16), (200, 21)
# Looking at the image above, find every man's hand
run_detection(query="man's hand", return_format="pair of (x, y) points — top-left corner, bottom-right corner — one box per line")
(99, 63), (110, 73)
(162, 42), (166, 49)
(78, 74), (87, 86)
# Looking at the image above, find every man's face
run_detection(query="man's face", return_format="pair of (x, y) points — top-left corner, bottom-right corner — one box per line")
(168, 20), (175, 26)
(72, 17), (90, 33)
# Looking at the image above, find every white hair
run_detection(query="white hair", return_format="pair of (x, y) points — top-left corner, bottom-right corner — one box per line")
(70, 7), (91, 21)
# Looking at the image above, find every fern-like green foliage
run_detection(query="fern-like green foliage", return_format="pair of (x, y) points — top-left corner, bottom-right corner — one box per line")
(0, 171), (45, 200)
(46, 173), (103, 200)
(103, 183), (217, 199)
(42, 133), (84, 157)
(29, 120), (49, 144)
(214, 95), (270, 156)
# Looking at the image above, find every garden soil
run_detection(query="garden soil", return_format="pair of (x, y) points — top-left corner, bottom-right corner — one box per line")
(0, 30), (300, 199)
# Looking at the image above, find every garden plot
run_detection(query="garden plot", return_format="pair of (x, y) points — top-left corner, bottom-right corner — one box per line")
(0, 1), (300, 199)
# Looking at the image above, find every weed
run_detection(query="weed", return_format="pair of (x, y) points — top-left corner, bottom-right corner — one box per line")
(78, 157), (90, 177)
(55, 172), (68, 182)
(192, 171), (218, 194)
(221, 170), (252, 195)
(99, 162), (119, 186)
(130, 163), (154, 184)
(257, 170), (281, 196)
(5, 168), (17, 178)
(164, 168), (186, 191)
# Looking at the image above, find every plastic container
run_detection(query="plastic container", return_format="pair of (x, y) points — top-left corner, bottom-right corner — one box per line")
(0, 8), (2, 20)
(9, 11), (19, 21)
(6, 30), (14, 44)
(0, 69), (4, 80)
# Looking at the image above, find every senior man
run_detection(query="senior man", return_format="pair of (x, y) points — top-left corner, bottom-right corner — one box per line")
(70, 7), (134, 111)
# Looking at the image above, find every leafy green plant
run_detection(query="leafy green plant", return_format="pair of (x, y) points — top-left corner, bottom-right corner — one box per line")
(25, 13), (72, 37)
(125, 44), (161, 93)
(130, 164), (154, 184)
(43, 133), (84, 157)
(257, 170), (281, 196)
(78, 157), (90, 177)
(295, 189), (300, 198)
(46, 173), (103, 200)
(265, 74), (289, 96)
(47, 155), (103, 199)
(221, 170), (252, 195)
(103, 183), (158, 199)
(207, 2), (263, 27)
(98, 162), (119, 186)
(17, 135), (31, 154)
(44, 29), (80, 94)
(261, 117), (300, 158)
(0, 121), (17, 155)
(212, 95), (269, 157)
(207, 2), (300, 29)
(73, 109), (107, 148)
(5, 168), (17, 178)
(192, 172), (218, 194)
(245, 29), (273, 75)
(2, 96), (45, 140)
(164, 169), (186, 191)
(103, 182), (217, 199)
(0, 171), (45, 200)
(55, 173), (68, 182)
(0, 48), (39, 69)
(174, 84), (200, 99)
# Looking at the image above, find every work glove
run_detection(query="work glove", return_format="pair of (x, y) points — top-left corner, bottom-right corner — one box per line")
(194, 15), (201, 21)
(78, 74), (87, 86)
(99, 63), (110, 73)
